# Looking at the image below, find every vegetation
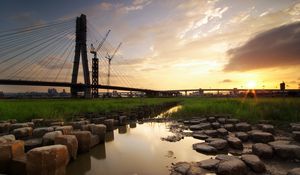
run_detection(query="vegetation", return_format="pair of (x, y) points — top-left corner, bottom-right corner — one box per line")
(0, 98), (178, 121)
(173, 97), (300, 123)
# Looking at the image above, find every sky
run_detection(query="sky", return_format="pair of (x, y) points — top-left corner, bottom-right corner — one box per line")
(0, 0), (300, 92)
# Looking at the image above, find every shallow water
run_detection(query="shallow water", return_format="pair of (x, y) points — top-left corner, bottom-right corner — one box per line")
(66, 122), (210, 175)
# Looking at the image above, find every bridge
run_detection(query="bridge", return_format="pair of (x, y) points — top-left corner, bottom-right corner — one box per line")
(0, 14), (298, 98)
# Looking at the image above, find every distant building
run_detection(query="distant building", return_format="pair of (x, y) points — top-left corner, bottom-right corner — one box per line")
(280, 82), (285, 91)
(48, 88), (58, 97)
(0, 91), (4, 98)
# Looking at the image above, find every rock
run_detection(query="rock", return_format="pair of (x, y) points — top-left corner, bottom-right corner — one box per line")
(55, 135), (78, 160)
(42, 131), (63, 145)
(31, 119), (44, 127)
(55, 126), (73, 135)
(251, 131), (274, 143)
(104, 119), (114, 131)
(90, 124), (106, 143)
(189, 119), (201, 125)
(215, 154), (239, 161)
(241, 154), (266, 173)
(198, 158), (220, 170)
(288, 168), (300, 175)
(71, 131), (92, 153)
(118, 116), (127, 125)
(268, 140), (291, 147)
(258, 124), (275, 134)
(12, 127), (33, 139)
(193, 143), (218, 154)
(9, 156), (27, 175)
(226, 118), (240, 124)
(293, 131), (300, 142)
(208, 117), (216, 122)
(235, 132), (248, 142)
(173, 162), (191, 174)
(208, 139), (228, 150)
(204, 130), (218, 137)
(291, 123), (300, 131)
(235, 123), (252, 132)
(26, 145), (69, 175)
(218, 118), (226, 124)
(271, 143), (300, 159)
(0, 134), (15, 143)
(227, 136), (243, 150)
(32, 127), (54, 138)
(192, 133), (209, 140)
(0, 140), (25, 173)
(24, 138), (43, 152)
(211, 122), (221, 129)
(190, 123), (211, 131)
(162, 135), (183, 142)
(224, 124), (235, 132)
(69, 121), (86, 130)
(252, 143), (273, 159)
(91, 117), (106, 124)
(129, 122), (137, 128)
(217, 128), (228, 136)
(186, 165), (208, 175)
(217, 159), (247, 175)
(0, 122), (11, 133)
(10, 123), (29, 131)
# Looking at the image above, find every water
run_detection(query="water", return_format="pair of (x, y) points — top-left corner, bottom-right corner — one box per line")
(66, 122), (210, 175)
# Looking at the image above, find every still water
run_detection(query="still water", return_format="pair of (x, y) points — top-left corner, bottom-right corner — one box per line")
(67, 122), (210, 175)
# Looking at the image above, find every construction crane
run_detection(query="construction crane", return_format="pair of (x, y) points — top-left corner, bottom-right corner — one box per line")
(105, 42), (122, 94)
(90, 29), (111, 98)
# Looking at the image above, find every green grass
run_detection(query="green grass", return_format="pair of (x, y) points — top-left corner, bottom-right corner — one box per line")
(172, 97), (300, 123)
(0, 98), (178, 122)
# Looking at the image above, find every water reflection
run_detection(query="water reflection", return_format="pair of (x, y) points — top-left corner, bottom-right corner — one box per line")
(67, 122), (210, 175)
(155, 105), (182, 118)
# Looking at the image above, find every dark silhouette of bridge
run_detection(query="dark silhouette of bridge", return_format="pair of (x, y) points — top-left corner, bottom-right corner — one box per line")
(0, 14), (299, 98)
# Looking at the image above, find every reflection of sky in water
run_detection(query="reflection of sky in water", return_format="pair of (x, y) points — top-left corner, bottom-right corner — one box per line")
(67, 122), (211, 175)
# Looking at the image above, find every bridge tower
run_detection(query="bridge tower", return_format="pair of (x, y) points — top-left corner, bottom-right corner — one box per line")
(71, 14), (91, 98)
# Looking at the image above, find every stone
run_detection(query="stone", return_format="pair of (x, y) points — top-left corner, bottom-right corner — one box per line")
(173, 162), (191, 174)
(211, 122), (221, 129)
(12, 127), (33, 139)
(271, 143), (300, 159)
(226, 118), (239, 124)
(224, 124), (235, 132)
(0, 134), (15, 143)
(55, 126), (73, 135)
(198, 158), (220, 170)
(26, 145), (69, 175)
(70, 121), (86, 130)
(90, 134), (100, 148)
(0, 122), (11, 133)
(288, 168), (300, 175)
(215, 154), (239, 161)
(291, 123), (300, 131)
(42, 131), (63, 145)
(217, 159), (247, 175)
(31, 119), (44, 127)
(258, 124), (275, 134)
(24, 138), (43, 152)
(91, 117), (106, 124)
(192, 133), (209, 140)
(32, 127), (54, 138)
(118, 116), (127, 125)
(217, 128), (228, 136)
(252, 143), (273, 159)
(235, 132), (248, 142)
(9, 156), (27, 175)
(227, 136), (243, 150)
(235, 123), (251, 132)
(251, 131), (274, 143)
(71, 131), (92, 153)
(0, 140), (25, 173)
(90, 124), (106, 143)
(186, 165), (208, 175)
(241, 154), (266, 173)
(104, 119), (114, 131)
(208, 139), (228, 150)
(193, 143), (217, 155)
(208, 117), (216, 122)
(10, 123), (29, 131)
(189, 119), (201, 125)
(189, 123), (211, 131)
(293, 131), (300, 142)
(218, 118), (226, 124)
(204, 130), (218, 137)
(55, 135), (78, 160)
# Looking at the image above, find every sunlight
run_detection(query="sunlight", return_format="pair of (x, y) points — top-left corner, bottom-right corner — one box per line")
(246, 80), (257, 89)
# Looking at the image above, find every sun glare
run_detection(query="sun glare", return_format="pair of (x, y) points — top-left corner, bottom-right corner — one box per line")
(246, 80), (257, 89)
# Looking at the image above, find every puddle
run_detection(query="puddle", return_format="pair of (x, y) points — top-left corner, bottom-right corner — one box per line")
(66, 122), (210, 175)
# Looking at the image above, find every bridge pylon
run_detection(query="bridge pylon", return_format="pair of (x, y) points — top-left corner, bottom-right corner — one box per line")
(71, 14), (91, 98)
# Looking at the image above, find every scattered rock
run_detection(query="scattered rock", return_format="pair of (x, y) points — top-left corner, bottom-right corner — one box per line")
(252, 143), (273, 159)
(192, 133), (209, 140)
(204, 130), (218, 137)
(25, 138), (43, 152)
(189, 123), (211, 131)
(198, 158), (220, 170)
(186, 165), (208, 175)
(227, 136), (243, 150)
(12, 127), (33, 139)
(215, 154), (239, 161)
(55, 126), (73, 135)
(55, 135), (78, 160)
(208, 117), (216, 123)
(0, 122), (11, 133)
(235, 132), (248, 142)
(0, 134), (15, 143)
(226, 118), (240, 124)
(0, 140), (25, 173)
(224, 124), (235, 132)
(162, 135), (183, 142)
(271, 143), (300, 159)
(90, 124), (106, 142)
(288, 168), (300, 175)
(208, 138), (228, 150)
(32, 127), (54, 138)
(10, 123), (29, 131)
(193, 143), (217, 154)
(217, 128), (228, 136)
(235, 123), (251, 132)
(71, 131), (92, 153)
(293, 131), (300, 142)
(217, 159), (247, 175)
(241, 154), (266, 173)
(173, 162), (191, 174)
(251, 131), (274, 143)
(42, 131), (63, 145)
(211, 122), (220, 129)
(104, 119), (114, 131)
(258, 124), (275, 134)
(218, 118), (226, 124)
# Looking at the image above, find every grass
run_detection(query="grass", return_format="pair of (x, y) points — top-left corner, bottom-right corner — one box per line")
(0, 97), (300, 123)
(172, 97), (300, 123)
(0, 98), (178, 122)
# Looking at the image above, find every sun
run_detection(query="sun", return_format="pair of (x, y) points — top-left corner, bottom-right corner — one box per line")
(246, 80), (257, 89)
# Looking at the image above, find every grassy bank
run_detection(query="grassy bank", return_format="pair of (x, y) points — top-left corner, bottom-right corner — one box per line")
(0, 98), (178, 121)
(172, 97), (300, 123)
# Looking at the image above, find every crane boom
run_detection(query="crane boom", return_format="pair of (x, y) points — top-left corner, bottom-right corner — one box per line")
(96, 29), (111, 52)
(109, 42), (122, 60)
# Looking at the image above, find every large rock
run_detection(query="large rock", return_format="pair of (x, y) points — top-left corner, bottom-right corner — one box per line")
(104, 119), (114, 131)
(271, 143), (300, 159)
(293, 131), (300, 142)
(251, 131), (274, 143)
(224, 124), (235, 132)
(226, 118), (240, 124)
(211, 122), (221, 129)
(0, 122), (11, 133)
(204, 130), (218, 137)
(0, 140), (25, 173)
(235, 132), (248, 142)
(9, 155), (27, 175)
(288, 168), (300, 175)
(190, 123), (211, 131)
(241, 154), (266, 173)
(217, 128), (228, 136)
(90, 124), (106, 143)
(217, 159), (247, 175)
(173, 162), (191, 174)
(186, 165), (208, 175)
(198, 158), (220, 170)
(235, 123), (251, 132)
(252, 143), (273, 159)
(208, 138), (228, 150)
(42, 131), (63, 145)
(25, 138), (43, 152)
(10, 123), (29, 131)
(26, 145), (69, 175)
(33, 127), (54, 138)
(55, 126), (73, 135)
(91, 117), (106, 124)
(71, 131), (92, 153)
(31, 119), (44, 127)
(55, 135), (78, 160)
(0, 134), (15, 143)
(192, 133), (209, 140)
(90, 134), (100, 148)
(227, 136), (243, 150)
(258, 124), (274, 134)
(193, 143), (217, 154)
(118, 116), (127, 125)
(215, 154), (239, 161)
(12, 127), (33, 139)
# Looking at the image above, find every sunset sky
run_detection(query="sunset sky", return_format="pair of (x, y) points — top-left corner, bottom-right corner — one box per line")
(0, 0), (300, 92)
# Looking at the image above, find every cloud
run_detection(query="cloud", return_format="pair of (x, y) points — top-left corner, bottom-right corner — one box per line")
(224, 21), (300, 72)
(10, 12), (44, 26)
(221, 79), (233, 83)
